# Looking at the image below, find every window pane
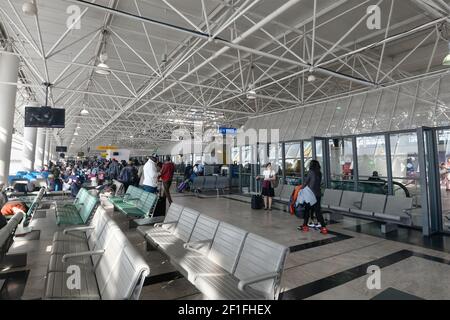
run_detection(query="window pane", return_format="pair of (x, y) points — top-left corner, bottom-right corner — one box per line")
(390, 133), (421, 227)
(357, 136), (387, 178)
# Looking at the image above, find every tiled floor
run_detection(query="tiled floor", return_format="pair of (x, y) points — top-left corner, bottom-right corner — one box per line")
(3, 192), (450, 300)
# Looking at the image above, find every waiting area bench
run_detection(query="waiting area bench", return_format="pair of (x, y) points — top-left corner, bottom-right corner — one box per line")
(192, 176), (230, 196)
(322, 189), (414, 233)
(109, 186), (159, 219)
(137, 204), (289, 300)
(55, 188), (98, 226)
(45, 206), (150, 300)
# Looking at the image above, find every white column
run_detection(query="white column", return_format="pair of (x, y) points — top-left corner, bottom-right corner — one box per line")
(43, 130), (50, 165)
(22, 127), (37, 171)
(0, 51), (20, 184)
(35, 128), (45, 170)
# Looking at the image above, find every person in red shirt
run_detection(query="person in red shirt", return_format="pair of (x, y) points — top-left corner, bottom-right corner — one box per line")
(159, 156), (176, 205)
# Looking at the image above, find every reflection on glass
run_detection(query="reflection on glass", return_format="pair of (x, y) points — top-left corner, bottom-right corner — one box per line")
(329, 139), (354, 181)
(357, 136), (387, 178)
(285, 143), (301, 177)
(303, 141), (313, 174)
(390, 133), (421, 227)
(437, 130), (450, 232)
(231, 147), (240, 164)
(269, 143), (283, 178)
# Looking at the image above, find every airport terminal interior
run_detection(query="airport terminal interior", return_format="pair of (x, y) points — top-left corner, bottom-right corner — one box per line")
(1, 0), (450, 301)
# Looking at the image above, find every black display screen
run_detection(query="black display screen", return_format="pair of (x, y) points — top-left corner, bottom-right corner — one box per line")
(24, 107), (65, 128)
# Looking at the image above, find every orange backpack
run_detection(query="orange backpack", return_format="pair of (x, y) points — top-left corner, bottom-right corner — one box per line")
(289, 185), (303, 215)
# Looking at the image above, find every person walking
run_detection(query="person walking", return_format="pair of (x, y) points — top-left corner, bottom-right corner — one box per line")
(142, 155), (159, 194)
(159, 156), (176, 205)
(256, 163), (277, 211)
(118, 161), (134, 192)
(298, 160), (328, 234)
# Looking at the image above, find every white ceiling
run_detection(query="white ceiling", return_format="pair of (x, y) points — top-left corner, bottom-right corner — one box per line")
(0, 0), (450, 154)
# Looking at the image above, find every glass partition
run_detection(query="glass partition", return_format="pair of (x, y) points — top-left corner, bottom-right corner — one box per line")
(437, 129), (450, 232)
(285, 142), (302, 185)
(269, 143), (283, 178)
(303, 141), (313, 174)
(390, 132), (421, 227)
(357, 135), (388, 179)
(329, 138), (355, 191)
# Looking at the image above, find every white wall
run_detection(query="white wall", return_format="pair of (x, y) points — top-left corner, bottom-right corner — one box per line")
(107, 149), (130, 163)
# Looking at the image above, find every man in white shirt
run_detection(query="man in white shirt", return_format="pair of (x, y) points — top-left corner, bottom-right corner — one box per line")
(142, 155), (159, 193)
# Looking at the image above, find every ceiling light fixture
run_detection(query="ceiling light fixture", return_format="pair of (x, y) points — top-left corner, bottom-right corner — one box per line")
(247, 84), (257, 100)
(96, 36), (110, 75)
(80, 108), (89, 115)
(74, 132), (79, 136)
(443, 42), (450, 66)
(22, 1), (37, 16)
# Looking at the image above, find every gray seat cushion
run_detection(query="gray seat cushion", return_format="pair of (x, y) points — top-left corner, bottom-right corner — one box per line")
(53, 231), (87, 242)
(45, 270), (100, 300)
(51, 241), (89, 255)
(48, 254), (93, 273)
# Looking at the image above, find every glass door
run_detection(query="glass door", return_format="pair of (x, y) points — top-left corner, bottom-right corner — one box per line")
(435, 129), (450, 233)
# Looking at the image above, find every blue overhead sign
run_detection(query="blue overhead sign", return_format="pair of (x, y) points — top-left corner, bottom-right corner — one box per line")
(219, 127), (237, 135)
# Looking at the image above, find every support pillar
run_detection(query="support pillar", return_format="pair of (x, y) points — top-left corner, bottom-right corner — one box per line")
(0, 52), (20, 184)
(35, 128), (45, 170)
(43, 130), (50, 166)
(22, 127), (37, 171)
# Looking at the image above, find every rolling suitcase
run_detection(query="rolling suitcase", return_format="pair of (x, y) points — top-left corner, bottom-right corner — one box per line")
(153, 196), (167, 217)
(251, 194), (264, 210)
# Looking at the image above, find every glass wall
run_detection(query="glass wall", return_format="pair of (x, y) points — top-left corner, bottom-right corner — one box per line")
(437, 130), (450, 232)
(303, 141), (313, 174)
(390, 133), (422, 227)
(269, 143), (283, 178)
(356, 135), (388, 179)
(285, 142), (302, 185)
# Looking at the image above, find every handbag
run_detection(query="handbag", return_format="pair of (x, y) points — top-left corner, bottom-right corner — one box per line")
(271, 177), (279, 189)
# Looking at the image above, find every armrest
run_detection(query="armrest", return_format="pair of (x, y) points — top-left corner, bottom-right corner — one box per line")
(238, 272), (279, 292)
(154, 221), (177, 228)
(63, 226), (95, 235)
(62, 250), (105, 263)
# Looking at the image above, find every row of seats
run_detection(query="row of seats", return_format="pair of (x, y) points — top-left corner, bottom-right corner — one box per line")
(191, 176), (230, 195)
(322, 189), (414, 225)
(273, 184), (296, 203)
(56, 189), (98, 226)
(109, 186), (158, 219)
(45, 206), (150, 300)
(137, 204), (289, 300)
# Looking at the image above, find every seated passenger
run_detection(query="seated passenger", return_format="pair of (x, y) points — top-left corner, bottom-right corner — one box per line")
(368, 171), (383, 182)
(1, 201), (29, 217)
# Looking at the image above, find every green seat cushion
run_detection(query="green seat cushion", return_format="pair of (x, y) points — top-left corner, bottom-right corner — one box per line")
(57, 205), (79, 217)
(56, 213), (84, 225)
(121, 207), (146, 218)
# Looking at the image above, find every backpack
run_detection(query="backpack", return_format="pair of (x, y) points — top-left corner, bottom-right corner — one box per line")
(289, 185), (303, 215)
(119, 167), (132, 183)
